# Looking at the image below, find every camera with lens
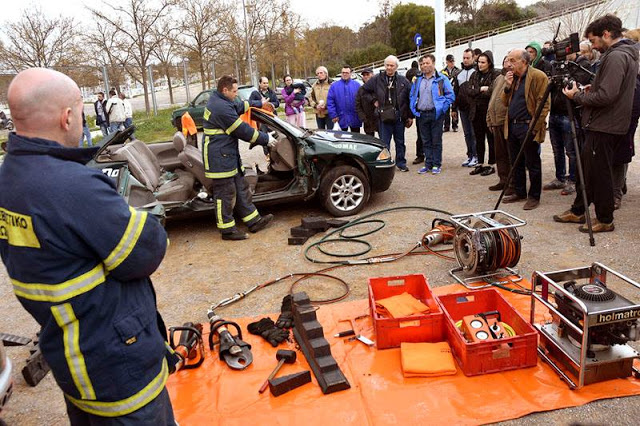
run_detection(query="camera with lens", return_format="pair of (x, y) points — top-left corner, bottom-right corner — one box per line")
(549, 29), (594, 90)
(553, 32), (580, 61)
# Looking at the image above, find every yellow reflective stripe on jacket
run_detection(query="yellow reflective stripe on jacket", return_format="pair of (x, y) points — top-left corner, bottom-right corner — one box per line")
(203, 136), (210, 170)
(216, 200), (236, 229)
(205, 169), (238, 179)
(203, 128), (225, 135)
(66, 360), (168, 417)
(51, 303), (96, 400)
(12, 264), (106, 303)
(243, 101), (250, 112)
(203, 108), (211, 121)
(249, 130), (259, 143)
(225, 118), (243, 135)
(242, 210), (259, 223)
(104, 207), (146, 272)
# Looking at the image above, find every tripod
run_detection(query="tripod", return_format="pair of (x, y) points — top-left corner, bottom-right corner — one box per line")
(493, 75), (595, 246)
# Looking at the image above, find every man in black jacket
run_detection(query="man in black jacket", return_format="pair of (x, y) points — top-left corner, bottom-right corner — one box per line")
(93, 92), (109, 136)
(554, 14), (639, 232)
(249, 77), (280, 113)
(452, 49), (477, 167)
(362, 55), (413, 172)
(442, 54), (460, 132)
(355, 68), (377, 136)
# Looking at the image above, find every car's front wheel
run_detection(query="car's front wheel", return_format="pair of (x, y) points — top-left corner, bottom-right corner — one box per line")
(320, 165), (370, 217)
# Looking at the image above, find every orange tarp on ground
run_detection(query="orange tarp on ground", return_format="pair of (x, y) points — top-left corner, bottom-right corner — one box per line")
(166, 283), (640, 425)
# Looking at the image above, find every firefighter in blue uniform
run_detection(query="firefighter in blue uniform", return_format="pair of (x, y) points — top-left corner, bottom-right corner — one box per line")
(203, 75), (274, 240)
(0, 68), (177, 424)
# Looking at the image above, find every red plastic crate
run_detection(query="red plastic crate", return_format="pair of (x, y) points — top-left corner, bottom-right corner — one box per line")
(368, 274), (445, 349)
(436, 289), (538, 376)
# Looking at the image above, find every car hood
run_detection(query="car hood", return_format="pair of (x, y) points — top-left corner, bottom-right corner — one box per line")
(307, 130), (385, 149)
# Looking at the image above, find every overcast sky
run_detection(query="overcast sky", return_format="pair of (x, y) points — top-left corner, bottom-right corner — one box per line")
(4, 0), (539, 31)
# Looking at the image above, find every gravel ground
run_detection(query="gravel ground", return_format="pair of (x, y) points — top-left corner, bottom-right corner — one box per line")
(1, 121), (640, 425)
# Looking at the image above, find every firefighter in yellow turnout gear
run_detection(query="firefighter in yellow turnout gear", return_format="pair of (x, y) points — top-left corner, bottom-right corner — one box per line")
(203, 75), (274, 240)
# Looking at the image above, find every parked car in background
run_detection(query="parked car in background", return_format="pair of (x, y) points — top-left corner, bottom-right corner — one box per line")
(171, 85), (257, 129)
(333, 73), (364, 85)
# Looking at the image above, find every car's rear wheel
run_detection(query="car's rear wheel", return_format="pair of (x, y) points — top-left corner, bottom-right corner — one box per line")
(320, 165), (370, 217)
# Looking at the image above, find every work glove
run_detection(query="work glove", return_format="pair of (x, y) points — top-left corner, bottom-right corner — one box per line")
(165, 346), (182, 374)
(247, 317), (289, 347)
(267, 131), (278, 149)
(275, 294), (294, 329)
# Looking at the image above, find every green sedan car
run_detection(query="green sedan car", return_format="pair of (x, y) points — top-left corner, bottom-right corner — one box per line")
(91, 108), (395, 218)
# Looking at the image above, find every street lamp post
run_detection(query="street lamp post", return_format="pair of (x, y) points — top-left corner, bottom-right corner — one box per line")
(183, 58), (191, 103)
(242, 0), (254, 86)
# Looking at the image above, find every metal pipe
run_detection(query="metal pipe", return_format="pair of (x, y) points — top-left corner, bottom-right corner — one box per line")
(148, 65), (158, 116)
(102, 65), (110, 95)
(242, 0), (254, 86)
(434, 0), (446, 69)
(183, 59), (191, 103)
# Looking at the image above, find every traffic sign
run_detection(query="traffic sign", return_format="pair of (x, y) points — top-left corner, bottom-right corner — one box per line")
(414, 33), (422, 47)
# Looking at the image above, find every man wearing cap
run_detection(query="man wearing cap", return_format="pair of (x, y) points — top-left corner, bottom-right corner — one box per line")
(441, 54), (459, 132)
(356, 68), (378, 136)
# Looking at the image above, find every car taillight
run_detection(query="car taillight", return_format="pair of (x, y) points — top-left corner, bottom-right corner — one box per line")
(376, 148), (391, 161)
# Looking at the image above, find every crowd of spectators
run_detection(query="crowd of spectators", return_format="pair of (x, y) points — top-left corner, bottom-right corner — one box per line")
(249, 14), (639, 233)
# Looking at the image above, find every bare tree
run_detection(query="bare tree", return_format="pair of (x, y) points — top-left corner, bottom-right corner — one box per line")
(0, 6), (81, 72)
(88, 0), (175, 115)
(249, 1), (304, 80)
(178, 0), (229, 90)
(150, 20), (179, 104)
(546, 1), (619, 40)
(84, 20), (132, 93)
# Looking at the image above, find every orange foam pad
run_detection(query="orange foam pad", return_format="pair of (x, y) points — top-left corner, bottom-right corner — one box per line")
(166, 282), (640, 425)
(180, 112), (197, 136)
(375, 291), (430, 318)
(400, 342), (457, 377)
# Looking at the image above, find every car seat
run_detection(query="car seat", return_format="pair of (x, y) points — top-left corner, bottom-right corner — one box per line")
(115, 140), (195, 202)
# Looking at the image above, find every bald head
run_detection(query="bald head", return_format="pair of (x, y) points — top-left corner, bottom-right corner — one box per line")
(384, 55), (399, 76)
(506, 48), (530, 76)
(8, 68), (83, 147)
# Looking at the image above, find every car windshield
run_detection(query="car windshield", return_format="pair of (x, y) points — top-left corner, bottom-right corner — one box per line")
(193, 91), (210, 106)
(237, 87), (256, 101)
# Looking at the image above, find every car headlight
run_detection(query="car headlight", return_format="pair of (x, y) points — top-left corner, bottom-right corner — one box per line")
(376, 148), (391, 161)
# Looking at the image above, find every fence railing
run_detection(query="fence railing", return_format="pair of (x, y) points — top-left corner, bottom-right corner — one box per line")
(353, 0), (608, 72)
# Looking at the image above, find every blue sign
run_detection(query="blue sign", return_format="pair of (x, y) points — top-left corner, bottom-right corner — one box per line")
(414, 33), (422, 47)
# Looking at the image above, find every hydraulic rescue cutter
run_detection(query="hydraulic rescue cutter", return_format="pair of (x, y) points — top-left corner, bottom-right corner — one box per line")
(207, 308), (253, 370)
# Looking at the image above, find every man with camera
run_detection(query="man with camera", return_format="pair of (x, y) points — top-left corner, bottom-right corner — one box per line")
(554, 14), (639, 232)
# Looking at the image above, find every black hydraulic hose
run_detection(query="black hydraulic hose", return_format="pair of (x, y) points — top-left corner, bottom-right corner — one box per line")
(304, 206), (453, 264)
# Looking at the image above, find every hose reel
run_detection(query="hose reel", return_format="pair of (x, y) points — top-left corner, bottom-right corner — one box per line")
(449, 210), (526, 289)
